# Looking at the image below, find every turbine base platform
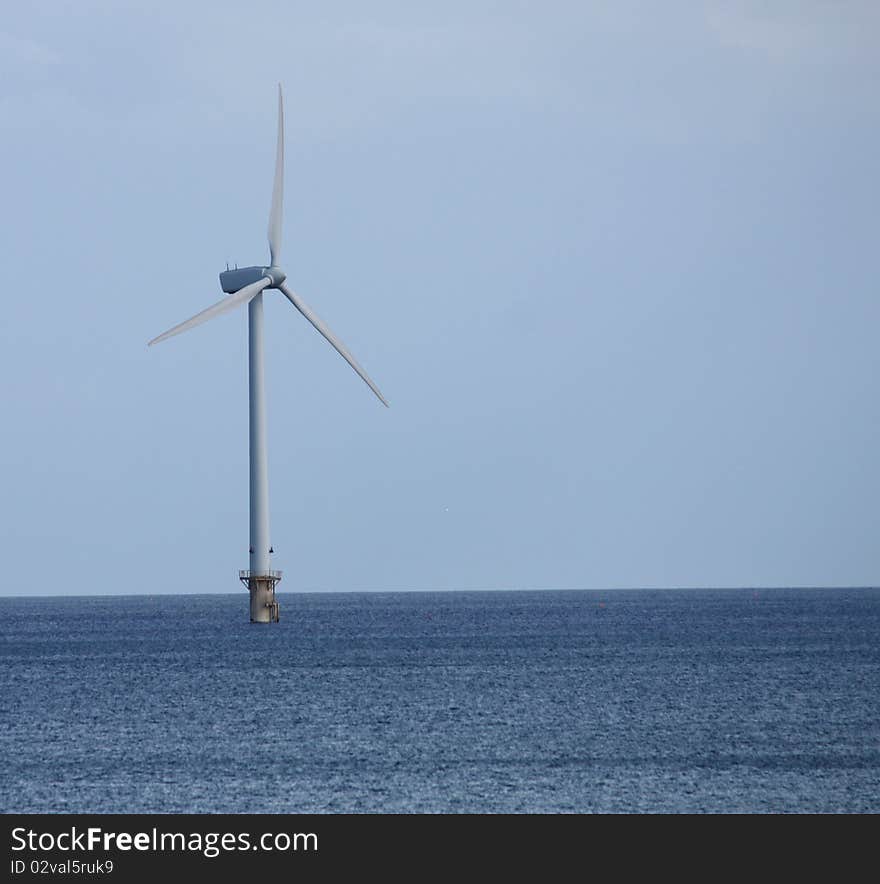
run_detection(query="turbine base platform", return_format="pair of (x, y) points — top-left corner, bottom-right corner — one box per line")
(239, 570), (281, 623)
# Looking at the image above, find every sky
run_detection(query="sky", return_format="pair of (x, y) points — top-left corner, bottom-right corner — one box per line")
(1, 1), (878, 595)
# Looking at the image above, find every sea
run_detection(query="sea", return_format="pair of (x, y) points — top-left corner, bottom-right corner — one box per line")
(1, 588), (878, 814)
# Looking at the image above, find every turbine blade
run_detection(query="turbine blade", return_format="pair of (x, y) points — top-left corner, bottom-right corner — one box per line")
(279, 283), (388, 407)
(267, 83), (284, 265)
(148, 277), (271, 347)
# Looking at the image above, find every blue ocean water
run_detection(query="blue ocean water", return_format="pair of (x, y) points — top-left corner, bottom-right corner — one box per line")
(0, 588), (878, 813)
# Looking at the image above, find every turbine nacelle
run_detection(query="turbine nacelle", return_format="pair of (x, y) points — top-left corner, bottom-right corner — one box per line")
(220, 265), (286, 294)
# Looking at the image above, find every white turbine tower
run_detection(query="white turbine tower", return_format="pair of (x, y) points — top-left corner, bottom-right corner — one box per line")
(149, 85), (387, 622)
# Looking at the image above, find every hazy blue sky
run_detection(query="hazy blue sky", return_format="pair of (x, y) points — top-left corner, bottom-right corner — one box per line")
(2, 2), (878, 594)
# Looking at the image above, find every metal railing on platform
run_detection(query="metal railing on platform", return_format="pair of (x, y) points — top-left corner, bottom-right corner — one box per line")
(239, 570), (283, 581)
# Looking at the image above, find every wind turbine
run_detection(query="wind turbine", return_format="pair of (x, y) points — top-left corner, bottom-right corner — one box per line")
(149, 85), (387, 622)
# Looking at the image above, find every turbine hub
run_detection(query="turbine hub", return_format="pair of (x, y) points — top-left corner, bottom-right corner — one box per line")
(262, 266), (286, 288)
